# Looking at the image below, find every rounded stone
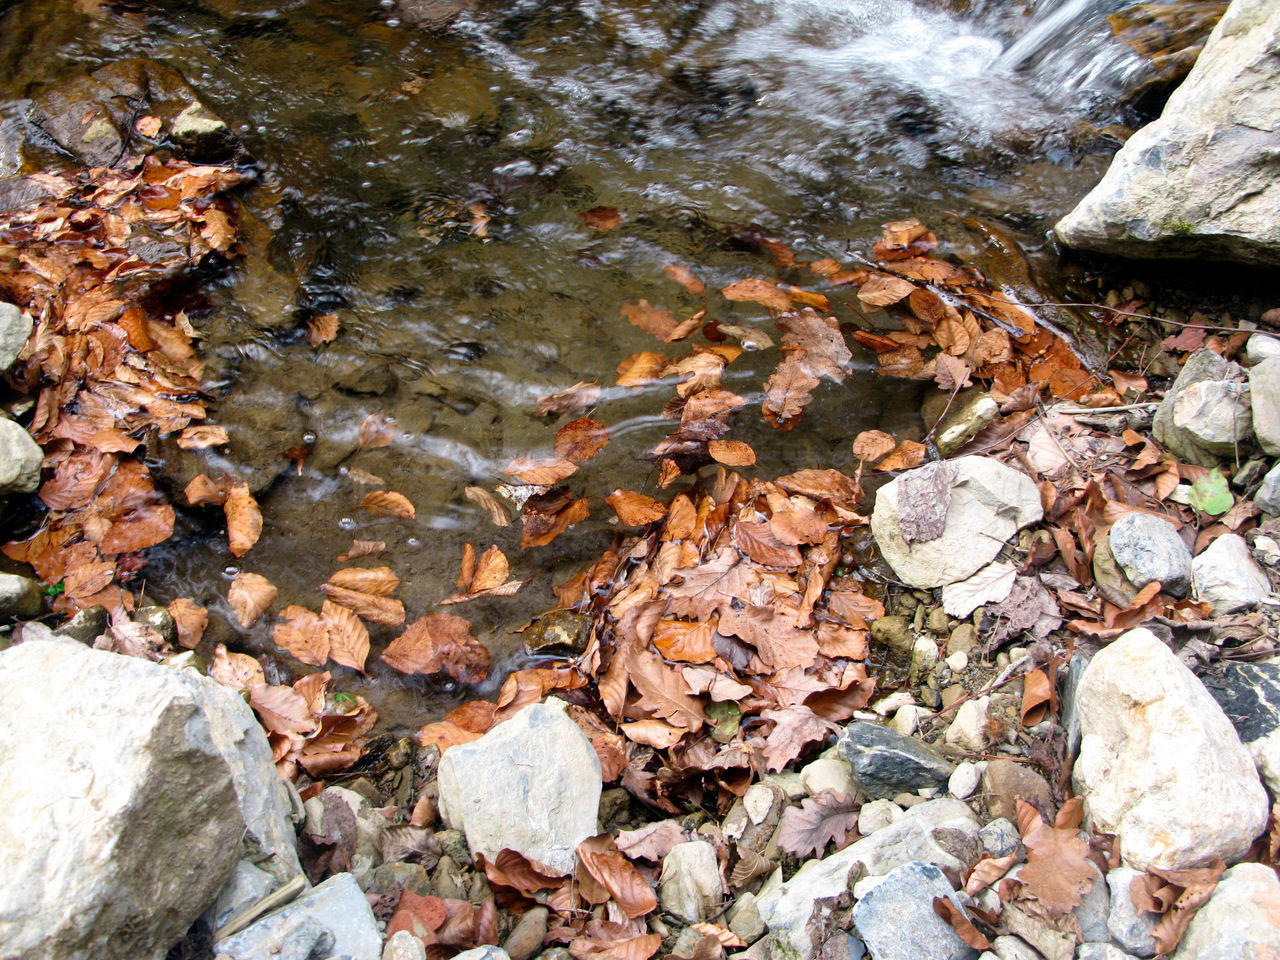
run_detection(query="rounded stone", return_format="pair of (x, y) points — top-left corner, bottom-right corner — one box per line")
(948, 762), (981, 799)
(1107, 513), (1193, 596)
(0, 418), (42, 496)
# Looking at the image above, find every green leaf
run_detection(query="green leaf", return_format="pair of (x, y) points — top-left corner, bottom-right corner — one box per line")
(1188, 470), (1233, 516)
(333, 691), (357, 705)
(42, 581), (64, 597)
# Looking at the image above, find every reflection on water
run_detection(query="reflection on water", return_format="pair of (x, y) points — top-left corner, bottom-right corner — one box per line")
(0, 0), (1154, 727)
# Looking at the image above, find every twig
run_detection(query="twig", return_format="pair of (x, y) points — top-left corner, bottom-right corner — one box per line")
(1054, 402), (1158, 414)
(918, 656), (1030, 730)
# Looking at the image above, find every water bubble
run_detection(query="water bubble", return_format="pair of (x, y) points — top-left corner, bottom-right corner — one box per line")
(387, 17), (400, 26)
(338, 517), (357, 531)
(302, 431), (317, 444)
(223, 565), (241, 578)
(406, 537), (421, 548)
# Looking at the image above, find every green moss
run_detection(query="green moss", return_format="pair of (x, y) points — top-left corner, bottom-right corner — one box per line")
(1161, 217), (1197, 236)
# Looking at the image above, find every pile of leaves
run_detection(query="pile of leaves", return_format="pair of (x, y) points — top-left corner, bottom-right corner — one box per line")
(0, 154), (253, 616)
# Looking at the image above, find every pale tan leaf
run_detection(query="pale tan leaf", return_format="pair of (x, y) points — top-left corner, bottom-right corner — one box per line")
(319, 584), (406, 626)
(228, 572), (277, 628)
(176, 425), (228, 449)
(358, 490), (416, 519)
(327, 566), (401, 597)
(209, 642), (263, 691)
(322, 599), (370, 673)
(503, 456), (579, 486)
(464, 486), (512, 526)
(707, 439), (756, 466)
(225, 481), (262, 558)
(336, 539), (386, 562)
(857, 275), (915, 307)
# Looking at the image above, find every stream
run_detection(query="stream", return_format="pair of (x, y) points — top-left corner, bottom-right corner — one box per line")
(0, 0), (1180, 728)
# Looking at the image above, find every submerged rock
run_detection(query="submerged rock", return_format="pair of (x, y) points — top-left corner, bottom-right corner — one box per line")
(1055, 1), (1280, 266)
(436, 700), (600, 873)
(871, 456), (1042, 588)
(1072, 627), (1268, 870)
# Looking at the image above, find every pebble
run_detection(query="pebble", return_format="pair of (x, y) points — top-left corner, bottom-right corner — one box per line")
(1105, 867), (1157, 957)
(658, 841), (722, 923)
(945, 697), (991, 753)
(928, 607), (951, 634)
(948, 762), (981, 799)
(941, 684), (968, 708)
(1107, 513), (1193, 596)
(858, 799), (902, 835)
(947, 623), (979, 655)
(1172, 379), (1252, 455)
(799, 757), (857, 798)
(0, 302), (31, 371)
(0, 572), (42, 619)
(1250, 356), (1280, 455)
(727, 891), (765, 943)
(1246, 333), (1280, 365)
(945, 651), (969, 672)
(980, 759), (1054, 823)
(0, 417), (42, 496)
(978, 818), (1021, 858)
(383, 931), (427, 960)
(851, 861), (979, 960)
(502, 905), (548, 960)
(1077, 946), (1138, 960)
(1256, 461), (1280, 514)
(990, 936), (1042, 960)
(1192, 533), (1273, 615)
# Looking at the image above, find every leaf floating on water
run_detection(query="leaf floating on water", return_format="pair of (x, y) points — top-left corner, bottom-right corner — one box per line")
(327, 565), (401, 597)
(663, 263), (704, 295)
(503, 455), (579, 486)
(336, 539), (386, 562)
(320, 583), (406, 626)
(176, 425), (228, 449)
(856, 274), (915, 307)
(606, 489), (667, 526)
(272, 604), (330, 666)
(358, 489), (416, 519)
(464, 486), (513, 527)
(168, 597), (208, 649)
(520, 489), (590, 549)
(210, 642), (264, 691)
(580, 205), (621, 232)
(721, 278), (792, 313)
(322, 599), (370, 674)
(382, 613), (491, 684)
(185, 472), (231, 507)
(852, 429), (897, 463)
(307, 313), (339, 346)
(554, 417), (610, 464)
(357, 410), (396, 450)
(228, 571), (277, 628)
(621, 299), (678, 341)
(347, 467), (386, 486)
(707, 439), (756, 467)
(536, 381), (601, 418)
(225, 481), (262, 557)
(616, 351), (670, 387)
(442, 544), (524, 604)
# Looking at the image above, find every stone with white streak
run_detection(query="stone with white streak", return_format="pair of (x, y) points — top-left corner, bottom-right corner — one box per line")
(437, 701), (600, 873)
(1072, 628), (1268, 870)
(1192, 532), (1273, 614)
(1203, 660), (1280, 798)
(871, 457), (1042, 588)
(1169, 863), (1280, 960)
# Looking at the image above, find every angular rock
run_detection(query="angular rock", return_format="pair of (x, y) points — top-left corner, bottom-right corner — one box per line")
(1203, 660), (1280, 797)
(1251, 356), (1280, 455)
(1106, 513), (1193, 596)
(658, 841), (723, 923)
(1172, 380), (1252, 456)
(837, 722), (955, 799)
(436, 701), (601, 873)
(1075, 863), (1111, 943)
(1255, 460), (1280, 514)
(1000, 902), (1075, 960)
(1152, 351), (1247, 466)
(384, 930), (428, 960)
(209, 860), (274, 932)
(1246, 333), (1280, 366)
(980, 758), (1054, 823)
(215, 873), (381, 960)
(1077, 946), (1138, 960)
(1104, 867), (1157, 958)
(0, 417), (42, 495)
(0, 639), (244, 960)
(1054, 1), (1280, 267)
(978, 818), (1021, 858)
(945, 697), (991, 753)
(1169, 862), (1280, 959)
(1072, 628), (1268, 870)
(0, 302), (31, 371)
(756, 799), (982, 960)
(1192, 532), (1272, 614)
(852, 861), (978, 960)
(0, 572), (42, 619)
(990, 936), (1042, 960)
(858, 799), (902, 835)
(871, 457), (1043, 588)
(798, 757), (857, 798)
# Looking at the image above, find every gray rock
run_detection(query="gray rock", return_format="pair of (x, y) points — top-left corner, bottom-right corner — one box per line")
(1169, 862), (1280, 959)
(0, 418), (42, 495)
(756, 799), (982, 960)
(871, 457), (1043, 588)
(1172, 380), (1252, 455)
(1251, 357), (1280, 455)
(1000, 902), (1075, 960)
(436, 701), (601, 873)
(990, 936), (1042, 960)
(978, 818), (1021, 858)
(1054, 2), (1280, 267)
(1104, 867), (1157, 957)
(658, 840), (722, 923)
(838, 722), (955, 799)
(1073, 628), (1268, 870)
(1076, 863), (1111, 943)
(215, 873), (381, 960)
(54, 604), (109, 643)
(0, 302), (31, 371)
(0, 572), (42, 619)
(209, 859), (274, 932)
(1077, 946), (1137, 960)
(1255, 461), (1280, 514)
(451, 949), (511, 960)
(1192, 532), (1273, 614)
(0, 640), (245, 960)
(1246, 333), (1280, 366)
(851, 861), (978, 960)
(1203, 660), (1280, 797)
(1152, 351), (1246, 466)
(1107, 513), (1193, 596)
(384, 930), (428, 960)
(727, 892), (766, 943)
(1060, 653), (1091, 758)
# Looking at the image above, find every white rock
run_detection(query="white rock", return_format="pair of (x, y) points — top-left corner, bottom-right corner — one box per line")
(948, 762), (981, 800)
(436, 701), (600, 873)
(945, 697), (991, 753)
(0, 302), (31, 371)
(991, 935), (1043, 960)
(0, 639), (295, 960)
(1192, 533), (1273, 615)
(1246, 333), (1280, 366)
(946, 651), (969, 672)
(1252, 357), (1280, 455)
(858, 798), (902, 835)
(1151, 351), (1246, 466)
(1170, 862), (1280, 959)
(871, 457), (1043, 588)
(216, 873), (381, 960)
(872, 690), (918, 716)
(383, 930), (428, 960)
(799, 757), (857, 798)
(0, 417), (42, 495)
(890, 704), (930, 736)
(1107, 512), (1193, 597)
(658, 841), (722, 923)
(1055, 1), (1280, 267)
(1072, 628), (1268, 870)
(1172, 380), (1252, 455)
(1255, 461), (1280, 515)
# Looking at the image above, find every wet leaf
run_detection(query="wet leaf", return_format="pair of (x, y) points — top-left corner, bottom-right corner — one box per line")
(228, 572), (277, 627)
(664, 264), (705, 295)
(176, 425), (228, 449)
(249, 683), (318, 737)
(358, 489), (416, 519)
(537, 381), (602, 417)
(336, 539), (386, 562)
(209, 642), (264, 690)
(580, 206), (621, 232)
(852, 429), (896, 462)
(327, 566), (401, 597)
(319, 583), (406, 626)
(357, 411), (396, 450)
(273, 605), (330, 666)
(721, 278), (791, 312)
(382, 613), (491, 684)
(323, 599), (370, 673)
(464, 486), (513, 527)
(621, 299), (678, 340)
(778, 790), (861, 858)
(555, 417), (610, 463)
(443, 544), (524, 604)
(607, 489), (667, 526)
(707, 439), (755, 466)
(168, 597), (208, 649)
(225, 481), (262, 558)
(857, 274), (915, 307)
(874, 439), (927, 472)
(307, 313), (339, 346)
(520, 490), (590, 549)
(503, 455), (579, 485)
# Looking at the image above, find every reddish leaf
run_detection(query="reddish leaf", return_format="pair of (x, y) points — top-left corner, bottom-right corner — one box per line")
(621, 300), (678, 340)
(554, 417), (610, 463)
(576, 834), (658, 918)
(382, 613), (491, 684)
(580, 206), (621, 232)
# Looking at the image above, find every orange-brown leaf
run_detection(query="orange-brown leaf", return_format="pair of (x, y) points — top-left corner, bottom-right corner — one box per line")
(554, 417), (610, 463)
(382, 613), (491, 684)
(209, 642), (264, 691)
(576, 835), (658, 919)
(228, 572), (277, 628)
(853, 429), (897, 462)
(652, 619), (716, 664)
(336, 539), (386, 562)
(176, 425), (228, 450)
(621, 300), (678, 340)
(520, 491), (589, 549)
(874, 440), (927, 472)
(308, 313), (339, 346)
(225, 482), (262, 558)
(663, 264), (705, 295)
(272, 605), (330, 666)
(1015, 798), (1097, 917)
(358, 490), (416, 519)
(606, 489), (667, 526)
(357, 411), (396, 450)
(322, 599), (370, 673)
(168, 597), (208, 649)
(580, 206), (621, 232)
(327, 566), (401, 597)
(707, 439), (755, 466)
(503, 456), (579, 486)
(319, 583), (406, 626)
(721, 278), (792, 312)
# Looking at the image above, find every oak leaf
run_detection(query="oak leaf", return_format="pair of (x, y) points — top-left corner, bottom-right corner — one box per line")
(778, 790), (861, 857)
(228, 572), (277, 627)
(760, 705), (839, 771)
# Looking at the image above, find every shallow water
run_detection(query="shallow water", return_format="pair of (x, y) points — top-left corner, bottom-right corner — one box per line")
(0, 0), (1162, 727)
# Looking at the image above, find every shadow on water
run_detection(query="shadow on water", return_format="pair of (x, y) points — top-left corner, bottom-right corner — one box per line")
(0, 0), (1212, 727)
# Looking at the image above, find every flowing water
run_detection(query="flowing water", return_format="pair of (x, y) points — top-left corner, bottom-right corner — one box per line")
(0, 0), (1172, 727)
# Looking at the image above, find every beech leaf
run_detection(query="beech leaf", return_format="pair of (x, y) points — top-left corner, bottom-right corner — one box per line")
(227, 572), (277, 628)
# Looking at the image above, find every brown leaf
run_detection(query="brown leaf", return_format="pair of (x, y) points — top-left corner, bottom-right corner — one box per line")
(761, 354), (820, 429)
(176, 425), (228, 449)
(569, 931), (662, 960)
(464, 486), (513, 527)
(615, 821), (688, 862)
(935, 354), (973, 392)
(228, 572), (277, 628)
(707, 439), (755, 466)
(554, 417), (610, 463)
(733, 520), (803, 567)
(576, 834), (658, 918)
(319, 584), (406, 626)
(476, 849), (568, 898)
(537, 381), (602, 417)
(857, 274), (915, 307)
(664, 264), (705, 295)
(168, 597), (208, 649)
(1020, 666), (1057, 726)
(209, 642), (264, 690)
(503, 455), (579, 486)
(606, 489), (667, 526)
(323, 599), (371, 673)
(621, 300), (678, 340)
(520, 490), (589, 549)
(225, 481), (262, 558)
(778, 790), (861, 858)
(652, 619), (717, 664)
(382, 613), (491, 684)
(248, 683), (318, 737)
(1015, 798), (1097, 917)
(760, 705), (839, 771)
(617, 351), (670, 387)
(581, 206), (622, 232)
(932, 898), (992, 951)
(357, 411), (396, 450)
(358, 490), (416, 519)
(327, 566), (401, 597)
(272, 605), (330, 666)
(853, 429), (896, 462)
(307, 313), (339, 346)
(336, 539), (386, 562)
(722, 278), (792, 312)
(874, 440), (927, 472)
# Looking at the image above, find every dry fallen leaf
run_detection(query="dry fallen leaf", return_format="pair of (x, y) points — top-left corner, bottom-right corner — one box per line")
(857, 274), (915, 307)
(537, 381), (601, 417)
(442, 544), (525, 604)
(209, 642), (264, 691)
(357, 411), (396, 450)
(778, 790), (861, 858)
(1015, 798), (1097, 918)
(228, 572), (277, 628)
(358, 490), (416, 519)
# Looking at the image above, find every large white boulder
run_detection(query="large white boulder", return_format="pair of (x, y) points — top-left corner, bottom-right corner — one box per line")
(0, 639), (287, 960)
(1055, 0), (1280, 266)
(1072, 628), (1268, 870)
